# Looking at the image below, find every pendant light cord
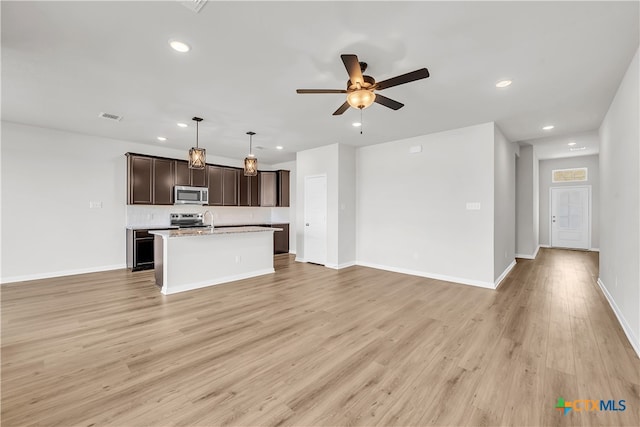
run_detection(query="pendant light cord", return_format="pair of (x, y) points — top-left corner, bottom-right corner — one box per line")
(196, 120), (199, 148)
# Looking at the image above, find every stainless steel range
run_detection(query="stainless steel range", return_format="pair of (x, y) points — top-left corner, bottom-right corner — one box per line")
(170, 213), (212, 228)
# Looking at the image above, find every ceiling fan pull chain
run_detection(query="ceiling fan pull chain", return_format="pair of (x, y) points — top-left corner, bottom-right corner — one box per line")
(360, 108), (363, 135)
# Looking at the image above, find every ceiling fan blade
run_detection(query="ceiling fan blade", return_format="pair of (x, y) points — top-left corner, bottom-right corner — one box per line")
(341, 54), (364, 85)
(375, 68), (430, 90)
(297, 89), (347, 94)
(332, 101), (351, 116)
(374, 94), (404, 110)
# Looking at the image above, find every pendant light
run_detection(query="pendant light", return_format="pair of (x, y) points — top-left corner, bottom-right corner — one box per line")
(188, 117), (206, 169)
(244, 131), (258, 176)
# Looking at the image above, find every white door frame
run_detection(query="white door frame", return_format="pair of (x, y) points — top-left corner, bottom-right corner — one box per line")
(549, 185), (592, 249)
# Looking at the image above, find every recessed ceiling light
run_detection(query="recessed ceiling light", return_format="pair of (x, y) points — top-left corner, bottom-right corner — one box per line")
(495, 80), (512, 88)
(177, 122), (188, 128)
(542, 125), (555, 130)
(169, 40), (190, 53)
(275, 146), (284, 150)
(568, 142), (577, 146)
(570, 146), (587, 151)
(352, 122), (362, 127)
(157, 136), (167, 141)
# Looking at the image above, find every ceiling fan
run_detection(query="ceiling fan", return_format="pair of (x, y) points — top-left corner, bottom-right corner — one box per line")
(296, 54), (430, 115)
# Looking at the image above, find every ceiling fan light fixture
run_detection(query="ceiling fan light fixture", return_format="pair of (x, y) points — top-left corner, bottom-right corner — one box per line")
(189, 117), (206, 169)
(347, 89), (376, 109)
(244, 131), (258, 176)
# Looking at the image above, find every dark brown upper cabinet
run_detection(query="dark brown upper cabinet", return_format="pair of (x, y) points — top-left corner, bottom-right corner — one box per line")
(259, 171), (277, 207)
(277, 170), (290, 207)
(153, 158), (175, 205)
(128, 154), (175, 205)
(128, 155), (153, 204)
(175, 160), (207, 187)
(207, 165), (223, 206)
(126, 153), (288, 207)
(222, 168), (239, 206)
(239, 173), (260, 206)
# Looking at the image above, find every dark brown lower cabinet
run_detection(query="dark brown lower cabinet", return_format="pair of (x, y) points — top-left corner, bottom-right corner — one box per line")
(127, 229), (163, 271)
(272, 223), (289, 254)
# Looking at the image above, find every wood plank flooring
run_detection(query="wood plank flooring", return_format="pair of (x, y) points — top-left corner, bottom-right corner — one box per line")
(2, 249), (639, 426)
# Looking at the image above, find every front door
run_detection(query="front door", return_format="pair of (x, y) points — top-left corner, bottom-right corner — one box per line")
(550, 186), (590, 250)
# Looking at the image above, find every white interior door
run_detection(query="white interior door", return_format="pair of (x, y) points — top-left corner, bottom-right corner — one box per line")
(304, 175), (327, 265)
(551, 186), (590, 250)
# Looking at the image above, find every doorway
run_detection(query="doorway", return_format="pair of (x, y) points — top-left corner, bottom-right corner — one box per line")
(550, 186), (590, 250)
(304, 175), (327, 265)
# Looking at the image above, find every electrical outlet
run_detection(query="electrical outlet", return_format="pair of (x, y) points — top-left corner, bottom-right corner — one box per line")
(89, 201), (102, 209)
(466, 202), (481, 210)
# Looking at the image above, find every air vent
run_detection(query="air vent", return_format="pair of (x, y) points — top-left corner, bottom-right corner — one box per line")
(179, 0), (207, 13)
(98, 112), (123, 121)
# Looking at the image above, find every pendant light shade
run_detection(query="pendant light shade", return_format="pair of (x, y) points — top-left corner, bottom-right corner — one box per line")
(189, 117), (206, 169)
(244, 131), (258, 176)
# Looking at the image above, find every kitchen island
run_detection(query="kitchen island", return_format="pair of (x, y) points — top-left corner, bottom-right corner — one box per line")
(150, 226), (280, 295)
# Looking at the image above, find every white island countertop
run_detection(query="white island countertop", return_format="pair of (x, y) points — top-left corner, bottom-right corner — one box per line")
(150, 226), (282, 239)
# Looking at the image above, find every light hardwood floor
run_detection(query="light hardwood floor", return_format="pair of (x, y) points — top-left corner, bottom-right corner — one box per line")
(2, 249), (638, 426)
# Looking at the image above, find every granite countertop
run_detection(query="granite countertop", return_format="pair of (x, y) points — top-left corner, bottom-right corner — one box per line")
(150, 226), (282, 238)
(126, 225), (178, 230)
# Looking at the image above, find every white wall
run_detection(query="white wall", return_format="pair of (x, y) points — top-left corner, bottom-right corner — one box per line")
(516, 145), (540, 257)
(493, 124), (517, 281)
(337, 144), (356, 267)
(598, 47), (639, 356)
(538, 155), (600, 249)
(295, 143), (354, 268)
(296, 144), (339, 265)
(356, 123), (496, 287)
(0, 122), (288, 283)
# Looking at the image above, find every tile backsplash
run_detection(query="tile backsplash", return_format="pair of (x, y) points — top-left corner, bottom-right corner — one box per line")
(126, 205), (287, 228)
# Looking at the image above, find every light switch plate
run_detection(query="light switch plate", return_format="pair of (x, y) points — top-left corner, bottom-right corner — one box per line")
(89, 201), (103, 209)
(466, 202), (481, 210)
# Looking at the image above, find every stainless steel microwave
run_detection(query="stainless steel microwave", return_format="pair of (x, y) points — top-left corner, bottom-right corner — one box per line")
(174, 186), (208, 205)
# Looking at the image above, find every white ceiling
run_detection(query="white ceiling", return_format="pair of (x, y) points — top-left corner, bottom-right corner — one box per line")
(2, 1), (638, 164)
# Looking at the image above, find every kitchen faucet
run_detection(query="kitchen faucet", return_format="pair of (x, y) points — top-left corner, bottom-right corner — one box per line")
(203, 210), (214, 229)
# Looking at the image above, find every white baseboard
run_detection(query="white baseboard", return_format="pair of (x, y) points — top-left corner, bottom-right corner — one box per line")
(295, 257), (305, 263)
(516, 245), (541, 260)
(355, 261), (496, 289)
(495, 260), (517, 289)
(289, 250), (297, 255)
(590, 247), (600, 252)
(1, 263), (127, 284)
(597, 278), (640, 359)
(326, 261), (356, 270)
(539, 244), (550, 248)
